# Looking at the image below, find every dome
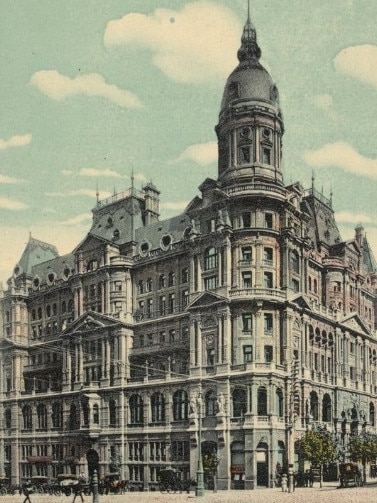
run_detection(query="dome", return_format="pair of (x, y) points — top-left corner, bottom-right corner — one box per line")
(220, 16), (279, 114)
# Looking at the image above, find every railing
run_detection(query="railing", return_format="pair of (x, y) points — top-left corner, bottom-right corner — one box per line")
(230, 288), (286, 301)
(225, 182), (286, 198)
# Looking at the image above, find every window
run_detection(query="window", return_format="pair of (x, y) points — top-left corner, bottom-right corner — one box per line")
(243, 345), (253, 363)
(242, 272), (252, 288)
(257, 387), (267, 416)
(158, 275), (166, 289)
(292, 279), (300, 292)
(242, 313), (252, 332)
(109, 400), (117, 426)
(350, 366), (356, 381)
(168, 271), (175, 287)
(310, 392), (319, 421)
(264, 213), (273, 229)
(146, 299), (153, 318)
(146, 278), (153, 292)
(350, 342), (355, 354)
(322, 394), (332, 423)
(263, 148), (271, 164)
(159, 296), (166, 316)
(264, 272), (273, 289)
(37, 404), (47, 430)
(241, 247), (252, 261)
(22, 406), (32, 430)
(264, 313), (273, 334)
(168, 293), (175, 313)
(276, 389), (284, 418)
(5, 408), (11, 429)
(264, 345), (273, 363)
(370, 402), (375, 426)
(181, 290), (189, 308)
(204, 247), (218, 270)
(172, 390), (189, 420)
(264, 247), (273, 263)
(242, 212), (251, 228)
(181, 268), (189, 283)
(169, 329), (176, 342)
(290, 251), (300, 274)
(93, 404), (99, 424)
(159, 331), (166, 343)
(205, 390), (217, 417)
(151, 392), (165, 423)
(129, 395), (144, 425)
(204, 276), (217, 290)
(171, 441), (189, 462)
(232, 388), (247, 418)
(240, 146), (251, 163)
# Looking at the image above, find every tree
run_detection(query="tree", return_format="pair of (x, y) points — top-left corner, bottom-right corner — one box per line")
(348, 432), (377, 484)
(299, 425), (337, 487)
(202, 451), (221, 492)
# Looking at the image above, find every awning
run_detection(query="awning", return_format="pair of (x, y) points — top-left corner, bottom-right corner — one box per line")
(26, 456), (53, 464)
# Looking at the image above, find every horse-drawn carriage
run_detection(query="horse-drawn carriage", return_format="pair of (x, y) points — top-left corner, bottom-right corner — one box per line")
(338, 462), (362, 488)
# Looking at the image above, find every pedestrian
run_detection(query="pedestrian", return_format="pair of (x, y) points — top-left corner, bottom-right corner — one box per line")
(71, 481), (84, 503)
(22, 480), (33, 503)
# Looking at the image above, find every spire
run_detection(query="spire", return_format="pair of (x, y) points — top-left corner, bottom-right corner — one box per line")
(237, 0), (261, 62)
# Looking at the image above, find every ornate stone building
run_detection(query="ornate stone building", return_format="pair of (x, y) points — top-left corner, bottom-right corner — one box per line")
(1, 8), (377, 491)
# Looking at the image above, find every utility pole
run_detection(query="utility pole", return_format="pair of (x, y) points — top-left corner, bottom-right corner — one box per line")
(196, 388), (204, 497)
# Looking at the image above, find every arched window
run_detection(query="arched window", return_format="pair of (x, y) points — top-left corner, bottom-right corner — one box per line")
(137, 280), (144, 294)
(37, 403), (47, 430)
(310, 391), (319, 421)
(146, 278), (153, 292)
(168, 271), (175, 287)
(232, 388), (247, 418)
(181, 268), (189, 283)
(322, 394), (332, 422)
(151, 392), (165, 423)
(370, 402), (375, 426)
(93, 404), (99, 424)
(158, 275), (166, 289)
(22, 405), (33, 430)
(204, 247), (218, 271)
(37, 307), (42, 320)
(109, 399), (117, 426)
(4, 408), (11, 429)
(173, 390), (189, 420)
(276, 389), (284, 418)
(129, 395), (144, 425)
(205, 390), (217, 417)
(52, 402), (63, 428)
(257, 387), (268, 416)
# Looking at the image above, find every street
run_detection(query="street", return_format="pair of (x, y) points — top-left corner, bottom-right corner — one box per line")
(7, 483), (377, 503)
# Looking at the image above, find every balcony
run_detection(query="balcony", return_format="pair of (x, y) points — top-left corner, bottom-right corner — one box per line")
(229, 287), (286, 302)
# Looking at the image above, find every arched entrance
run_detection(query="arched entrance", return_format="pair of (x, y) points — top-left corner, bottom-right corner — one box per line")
(256, 442), (269, 487)
(201, 441), (218, 490)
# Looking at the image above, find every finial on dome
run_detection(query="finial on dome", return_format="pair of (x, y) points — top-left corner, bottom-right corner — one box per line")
(238, 0), (261, 62)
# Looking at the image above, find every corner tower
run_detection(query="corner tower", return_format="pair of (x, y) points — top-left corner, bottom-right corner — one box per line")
(216, 5), (284, 187)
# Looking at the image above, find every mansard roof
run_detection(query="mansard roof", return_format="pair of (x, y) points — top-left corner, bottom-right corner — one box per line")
(135, 213), (190, 251)
(13, 235), (59, 277)
(31, 253), (74, 285)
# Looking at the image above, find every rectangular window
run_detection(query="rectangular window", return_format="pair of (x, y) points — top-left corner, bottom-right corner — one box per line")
(242, 313), (252, 332)
(242, 247), (252, 261)
(263, 148), (271, 164)
(264, 247), (273, 263)
(168, 293), (175, 313)
(264, 345), (273, 363)
(350, 342), (355, 354)
(181, 290), (189, 308)
(242, 271), (252, 288)
(240, 146), (251, 163)
(159, 331), (165, 344)
(264, 272), (273, 289)
(169, 329), (176, 342)
(159, 296), (166, 316)
(264, 213), (273, 229)
(242, 212), (251, 228)
(204, 276), (217, 290)
(243, 345), (253, 363)
(350, 366), (356, 381)
(147, 299), (153, 318)
(292, 279), (300, 292)
(264, 313), (273, 333)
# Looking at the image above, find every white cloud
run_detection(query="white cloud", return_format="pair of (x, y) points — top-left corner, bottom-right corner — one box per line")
(0, 197), (28, 210)
(60, 213), (92, 226)
(172, 141), (217, 165)
(303, 141), (377, 179)
(134, 172), (147, 183)
(0, 133), (32, 150)
(45, 189), (111, 199)
(31, 70), (142, 109)
(79, 167), (123, 178)
(104, 2), (241, 84)
(335, 211), (373, 225)
(62, 169), (74, 176)
(334, 44), (377, 88)
(312, 94), (334, 110)
(0, 174), (25, 184)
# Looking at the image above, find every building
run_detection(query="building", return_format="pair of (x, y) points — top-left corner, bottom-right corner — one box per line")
(1, 7), (377, 491)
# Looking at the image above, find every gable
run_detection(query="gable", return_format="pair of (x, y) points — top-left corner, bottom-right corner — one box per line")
(340, 313), (370, 336)
(290, 295), (312, 310)
(187, 291), (228, 310)
(73, 233), (111, 255)
(61, 311), (124, 337)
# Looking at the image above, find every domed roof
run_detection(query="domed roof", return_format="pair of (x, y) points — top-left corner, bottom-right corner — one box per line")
(220, 15), (279, 113)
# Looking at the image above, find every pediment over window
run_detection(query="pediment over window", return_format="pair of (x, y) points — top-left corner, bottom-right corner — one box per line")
(187, 291), (228, 311)
(290, 294), (312, 311)
(61, 311), (125, 337)
(340, 313), (370, 336)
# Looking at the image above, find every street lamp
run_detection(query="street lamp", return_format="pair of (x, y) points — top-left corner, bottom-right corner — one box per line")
(196, 391), (204, 497)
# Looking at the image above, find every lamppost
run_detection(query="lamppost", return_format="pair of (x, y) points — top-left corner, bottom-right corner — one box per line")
(196, 390), (204, 497)
(288, 358), (299, 493)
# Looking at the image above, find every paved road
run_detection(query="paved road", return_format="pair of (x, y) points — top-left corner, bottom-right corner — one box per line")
(7, 483), (377, 503)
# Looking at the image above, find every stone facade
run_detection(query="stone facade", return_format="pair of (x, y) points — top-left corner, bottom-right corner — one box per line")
(1, 10), (377, 491)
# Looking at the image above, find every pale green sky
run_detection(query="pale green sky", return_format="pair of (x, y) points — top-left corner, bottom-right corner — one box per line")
(1, 0), (377, 283)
